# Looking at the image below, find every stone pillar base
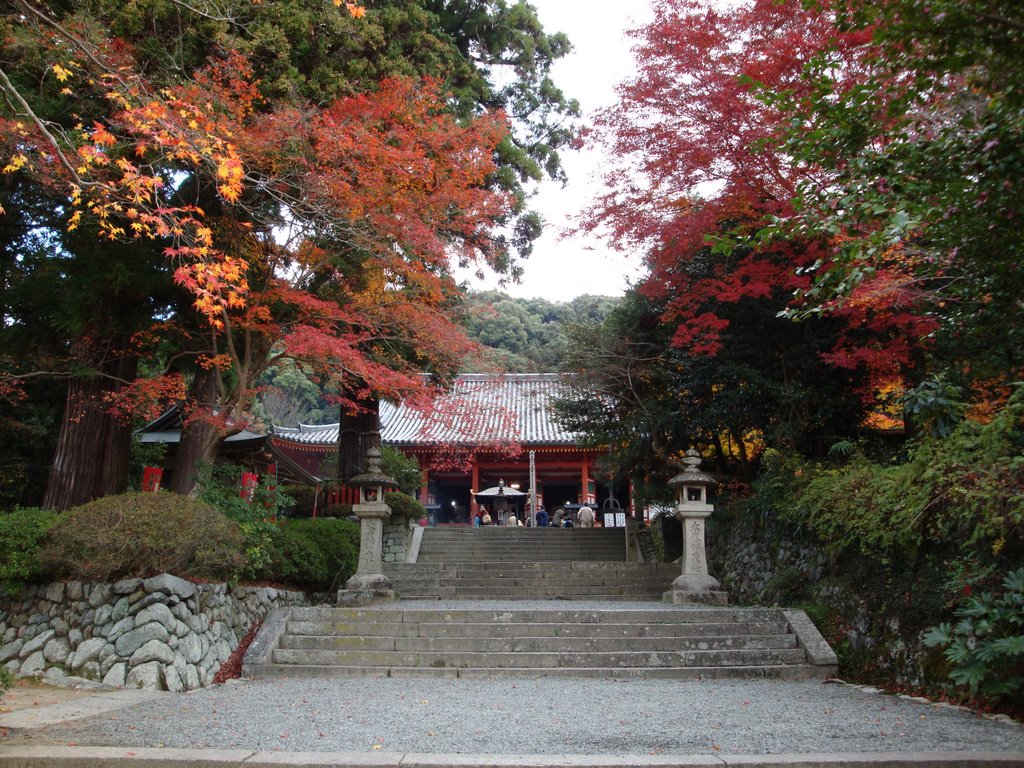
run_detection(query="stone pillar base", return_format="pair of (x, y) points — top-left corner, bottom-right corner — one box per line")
(345, 572), (392, 591)
(336, 588), (397, 607)
(663, 573), (728, 605)
(663, 589), (728, 606)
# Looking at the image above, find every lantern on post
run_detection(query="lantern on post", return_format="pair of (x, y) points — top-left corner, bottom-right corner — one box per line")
(338, 447), (398, 603)
(664, 448), (727, 605)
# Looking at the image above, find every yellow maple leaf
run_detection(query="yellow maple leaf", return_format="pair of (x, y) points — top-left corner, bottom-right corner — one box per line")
(2, 154), (27, 174)
(51, 63), (73, 82)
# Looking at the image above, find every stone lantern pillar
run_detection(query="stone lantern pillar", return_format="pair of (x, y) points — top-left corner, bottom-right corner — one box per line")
(338, 447), (398, 605)
(664, 448), (728, 606)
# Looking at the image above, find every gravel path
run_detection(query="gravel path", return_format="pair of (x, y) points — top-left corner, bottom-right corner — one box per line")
(6, 600), (1022, 757)
(10, 675), (1023, 755)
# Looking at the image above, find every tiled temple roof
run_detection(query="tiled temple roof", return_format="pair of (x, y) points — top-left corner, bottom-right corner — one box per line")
(272, 373), (579, 447)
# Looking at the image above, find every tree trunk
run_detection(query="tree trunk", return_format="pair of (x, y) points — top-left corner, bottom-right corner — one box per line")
(43, 345), (137, 511)
(168, 367), (223, 496)
(338, 394), (381, 481)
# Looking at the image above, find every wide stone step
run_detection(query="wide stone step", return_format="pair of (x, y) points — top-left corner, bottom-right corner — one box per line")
(252, 663), (826, 680)
(279, 633), (797, 653)
(416, 555), (625, 562)
(407, 589), (663, 602)
(287, 606), (783, 624)
(396, 592), (669, 601)
(387, 563), (672, 575)
(285, 619), (791, 638)
(271, 646), (808, 668)
(246, 605), (838, 682)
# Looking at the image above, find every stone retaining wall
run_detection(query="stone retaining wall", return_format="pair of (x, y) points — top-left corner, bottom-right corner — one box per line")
(0, 574), (307, 691)
(706, 515), (936, 687)
(382, 519), (414, 563)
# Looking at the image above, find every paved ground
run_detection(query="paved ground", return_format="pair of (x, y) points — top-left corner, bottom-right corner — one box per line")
(1, 596), (1022, 767)
(1, 673), (1022, 760)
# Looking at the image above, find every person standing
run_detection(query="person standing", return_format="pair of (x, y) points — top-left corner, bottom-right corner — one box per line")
(578, 505), (595, 528)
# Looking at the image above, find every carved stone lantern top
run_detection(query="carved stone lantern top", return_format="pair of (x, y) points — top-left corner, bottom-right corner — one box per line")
(347, 447), (398, 495)
(668, 448), (716, 491)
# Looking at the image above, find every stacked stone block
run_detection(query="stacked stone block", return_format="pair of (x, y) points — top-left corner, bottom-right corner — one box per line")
(0, 573), (306, 691)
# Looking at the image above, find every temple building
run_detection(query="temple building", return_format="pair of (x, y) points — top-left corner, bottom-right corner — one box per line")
(270, 374), (631, 524)
(139, 373), (632, 524)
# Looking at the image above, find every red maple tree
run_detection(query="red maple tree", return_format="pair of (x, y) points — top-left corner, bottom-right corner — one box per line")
(2, 21), (512, 499)
(583, 0), (935, 404)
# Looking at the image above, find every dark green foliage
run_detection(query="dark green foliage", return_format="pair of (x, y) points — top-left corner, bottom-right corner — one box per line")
(0, 507), (58, 587)
(0, 666), (11, 699)
(265, 517), (360, 591)
(461, 291), (619, 372)
(713, 391), (1024, 700)
(323, 503), (353, 519)
(40, 492), (245, 581)
(554, 285), (867, 496)
(196, 463), (296, 578)
(924, 568), (1024, 706)
(385, 491), (426, 523)
(788, 389), (1024, 564)
(381, 446), (421, 497)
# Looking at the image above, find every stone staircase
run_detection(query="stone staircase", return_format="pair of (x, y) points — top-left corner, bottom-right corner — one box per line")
(385, 561), (679, 600)
(245, 604), (838, 679)
(387, 526), (676, 600)
(414, 526), (628, 562)
(243, 526), (839, 680)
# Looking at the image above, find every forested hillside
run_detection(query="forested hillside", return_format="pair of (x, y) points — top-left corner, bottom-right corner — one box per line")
(460, 291), (619, 372)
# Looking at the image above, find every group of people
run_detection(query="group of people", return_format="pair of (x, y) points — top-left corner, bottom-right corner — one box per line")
(473, 505), (597, 528)
(474, 508), (524, 527)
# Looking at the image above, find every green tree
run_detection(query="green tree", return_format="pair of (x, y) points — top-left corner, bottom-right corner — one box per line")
(761, 0), (1024, 390)
(0, 0), (580, 505)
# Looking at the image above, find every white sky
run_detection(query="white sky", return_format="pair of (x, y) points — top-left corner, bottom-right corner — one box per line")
(457, 0), (656, 302)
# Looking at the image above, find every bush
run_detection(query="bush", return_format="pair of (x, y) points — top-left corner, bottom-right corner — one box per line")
(267, 517), (360, 591)
(924, 567), (1024, 707)
(385, 491), (426, 523)
(0, 507), (58, 588)
(0, 665), (11, 699)
(196, 463), (296, 579)
(267, 524), (328, 587)
(40, 492), (245, 581)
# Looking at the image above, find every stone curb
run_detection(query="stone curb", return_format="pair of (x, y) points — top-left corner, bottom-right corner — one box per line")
(0, 689), (165, 730)
(241, 608), (292, 677)
(1, 748), (1023, 768)
(782, 610), (838, 668)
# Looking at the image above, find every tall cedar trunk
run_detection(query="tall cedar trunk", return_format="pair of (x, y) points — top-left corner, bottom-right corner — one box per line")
(43, 343), (138, 511)
(339, 394), (381, 481)
(168, 367), (223, 496)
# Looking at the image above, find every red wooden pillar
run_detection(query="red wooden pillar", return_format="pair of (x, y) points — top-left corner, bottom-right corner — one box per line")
(470, 461), (480, 516)
(579, 459), (590, 504)
(418, 468), (430, 506)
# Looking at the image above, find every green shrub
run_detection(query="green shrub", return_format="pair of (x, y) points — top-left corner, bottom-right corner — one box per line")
(924, 567), (1024, 706)
(385, 491), (426, 522)
(0, 665), (11, 699)
(780, 390), (1023, 568)
(196, 463), (296, 579)
(268, 518), (360, 591)
(196, 462), (295, 523)
(40, 492), (245, 581)
(323, 503), (353, 518)
(0, 507), (58, 588)
(268, 524), (328, 587)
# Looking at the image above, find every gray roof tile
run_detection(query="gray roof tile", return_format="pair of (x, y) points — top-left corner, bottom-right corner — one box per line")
(272, 374), (577, 447)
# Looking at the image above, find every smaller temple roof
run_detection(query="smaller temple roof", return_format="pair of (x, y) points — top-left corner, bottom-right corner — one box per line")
(272, 373), (579, 448)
